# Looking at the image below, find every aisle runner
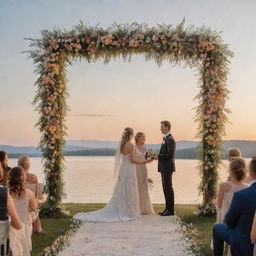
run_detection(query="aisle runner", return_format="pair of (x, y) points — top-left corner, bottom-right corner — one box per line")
(59, 215), (195, 256)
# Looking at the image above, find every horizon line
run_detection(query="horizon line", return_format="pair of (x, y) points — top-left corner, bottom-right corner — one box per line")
(1, 138), (256, 147)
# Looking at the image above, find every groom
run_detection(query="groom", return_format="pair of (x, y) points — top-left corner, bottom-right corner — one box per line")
(155, 120), (176, 216)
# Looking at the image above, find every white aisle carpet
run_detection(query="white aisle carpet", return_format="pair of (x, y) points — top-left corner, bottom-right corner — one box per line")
(59, 215), (196, 256)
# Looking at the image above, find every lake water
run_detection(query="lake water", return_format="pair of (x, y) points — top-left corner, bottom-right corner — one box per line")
(8, 156), (240, 204)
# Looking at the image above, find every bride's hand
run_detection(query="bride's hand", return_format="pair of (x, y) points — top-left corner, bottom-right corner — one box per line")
(145, 159), (153, 164)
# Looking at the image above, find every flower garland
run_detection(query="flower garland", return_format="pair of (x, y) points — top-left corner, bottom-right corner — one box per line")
(27, 20), (233, 216)
(40, 219), (80, 256)
(167, 216), (204, 255)
(177, 217), (204, 255)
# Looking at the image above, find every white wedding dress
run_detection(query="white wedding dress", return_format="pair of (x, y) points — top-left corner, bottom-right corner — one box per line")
(74, 153), (142, 222)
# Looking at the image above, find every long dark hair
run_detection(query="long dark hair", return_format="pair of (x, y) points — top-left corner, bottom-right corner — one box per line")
(250, 157), (256, 176)
(0, 151), (10, 186)
(9, 167), (25, 197)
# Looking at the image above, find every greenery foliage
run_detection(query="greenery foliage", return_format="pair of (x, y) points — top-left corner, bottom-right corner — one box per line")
(27, 20), (233, 216)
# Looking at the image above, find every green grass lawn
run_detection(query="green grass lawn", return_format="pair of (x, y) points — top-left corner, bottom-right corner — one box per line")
(32, 203), (215, 256)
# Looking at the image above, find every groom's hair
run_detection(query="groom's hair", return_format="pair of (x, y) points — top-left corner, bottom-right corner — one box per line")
(161, 120), (171, 131)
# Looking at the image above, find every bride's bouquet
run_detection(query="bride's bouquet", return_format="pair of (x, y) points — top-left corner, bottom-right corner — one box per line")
(145, 149), (156, 160)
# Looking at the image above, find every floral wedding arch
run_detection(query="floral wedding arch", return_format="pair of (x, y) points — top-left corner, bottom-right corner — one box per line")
(27, 20), (233, 216)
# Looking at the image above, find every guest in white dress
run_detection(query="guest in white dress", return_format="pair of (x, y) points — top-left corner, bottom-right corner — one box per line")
(216, 157), (248, 223)
(18, 155), (43, 233)
(9, 167), (37, 255)
(134, 132), (155, 215)
(212, 157), (248, 254)
(0, 185), (22, 256)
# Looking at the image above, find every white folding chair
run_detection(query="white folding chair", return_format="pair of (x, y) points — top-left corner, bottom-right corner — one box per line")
(0, 220), (10, 256)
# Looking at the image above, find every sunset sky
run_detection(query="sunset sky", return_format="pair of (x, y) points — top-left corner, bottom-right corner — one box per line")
(0, 0), (256, 146)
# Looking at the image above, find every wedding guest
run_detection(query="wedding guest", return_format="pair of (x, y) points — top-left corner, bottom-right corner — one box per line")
(0, 186), (22, 229)
(18, 155), (43, 233)
(226, 148), (242, 181)
(227, 148), (241, 161)
(0, 186), (22, 255)
(18, 155), (38, 184)
(9, 167), (37, 254)
(216, 157), (248, 223)
(245, 157), (256, 185)
(213, 157), (256, 256)
(0, 151), (11, 186)
(134, 132), (155, 215)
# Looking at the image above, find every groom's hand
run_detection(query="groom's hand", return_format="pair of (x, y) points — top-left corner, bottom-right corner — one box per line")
(153, 153), (158, 160)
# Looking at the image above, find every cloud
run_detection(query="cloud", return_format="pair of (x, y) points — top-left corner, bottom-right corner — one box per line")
(75, 114), (114, 117)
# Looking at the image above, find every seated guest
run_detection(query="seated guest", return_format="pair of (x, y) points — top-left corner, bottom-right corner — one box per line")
(246, 157), (256, 184)
(213, 157), (256, 256)
(0, 186), (22, 255)
(9, 167), (37, 255)
(227, 148), (241, 162)
(216, 157), (248, 223)
(226, 148), (241, 181)
(0, 151), (11, 186)
(18, 155), (43, 233)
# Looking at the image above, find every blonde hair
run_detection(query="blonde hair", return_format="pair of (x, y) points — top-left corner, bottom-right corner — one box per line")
(120, 127), (134, 153)
(18, 155), (30, 170)
(135, 132), (145, 144)
(229, 157), (246, 181)
(228, 148), (241, 160)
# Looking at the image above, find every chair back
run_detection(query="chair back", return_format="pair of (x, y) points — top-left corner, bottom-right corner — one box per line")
(0, 220), (10, 256)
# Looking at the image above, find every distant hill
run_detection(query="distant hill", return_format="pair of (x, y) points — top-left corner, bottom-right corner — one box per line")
(65, 148), (116, 156)
(1, 140), (255, 159)
(67, 140), (118, 149)
(174, 140), (256, 159)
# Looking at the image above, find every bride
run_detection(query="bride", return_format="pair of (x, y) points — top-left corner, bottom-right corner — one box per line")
(74, 127), (153, 222)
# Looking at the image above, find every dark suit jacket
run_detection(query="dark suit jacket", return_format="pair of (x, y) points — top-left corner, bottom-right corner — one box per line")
(158, 134), (176, 172)
(224, 182), (256, 255)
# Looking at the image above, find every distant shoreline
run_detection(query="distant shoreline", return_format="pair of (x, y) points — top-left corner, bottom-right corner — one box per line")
(7, 150), (255, 160)
(2, 139), (256, 160)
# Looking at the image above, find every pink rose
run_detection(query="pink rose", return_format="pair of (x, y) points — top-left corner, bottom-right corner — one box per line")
(152, 35), (158, 42)
(42, 76), (50, 84)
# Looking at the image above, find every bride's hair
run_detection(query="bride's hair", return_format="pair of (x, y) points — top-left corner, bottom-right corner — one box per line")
(120, 127), (134, 153)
